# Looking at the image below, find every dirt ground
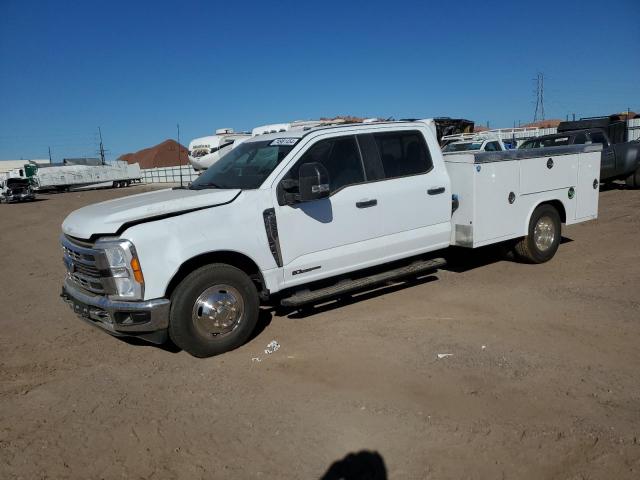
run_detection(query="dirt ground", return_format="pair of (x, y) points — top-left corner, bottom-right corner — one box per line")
(1, 184), (639, 479)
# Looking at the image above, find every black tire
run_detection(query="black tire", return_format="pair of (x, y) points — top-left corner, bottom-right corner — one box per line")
(514, 204), (561, 264)
(169, 264), (260, 358)
(625, 166), (640, 189)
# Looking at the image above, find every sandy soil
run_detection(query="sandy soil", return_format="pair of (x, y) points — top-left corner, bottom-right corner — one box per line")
(1, 184), (639, 479)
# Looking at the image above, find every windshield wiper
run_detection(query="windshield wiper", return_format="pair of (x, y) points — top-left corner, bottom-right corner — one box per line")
(190, 182), (226, 190)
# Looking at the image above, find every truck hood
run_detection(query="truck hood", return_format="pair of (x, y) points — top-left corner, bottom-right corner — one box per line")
(62, 187), (241, 239)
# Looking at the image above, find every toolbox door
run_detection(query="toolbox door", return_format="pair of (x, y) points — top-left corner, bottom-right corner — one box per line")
(575, 152), (600, 220)
(519, 154), (578, 194)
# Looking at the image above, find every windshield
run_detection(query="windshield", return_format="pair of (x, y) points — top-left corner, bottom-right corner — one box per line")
(189, 140), (294, 190)
(443, 142), (483, 152)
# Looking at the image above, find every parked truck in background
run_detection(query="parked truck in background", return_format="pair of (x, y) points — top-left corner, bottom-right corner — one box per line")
(0, 177), (36, 203)
(59, 120), (601, 357)
(520, 116), (640, 187)
(441, 133), (507, 153)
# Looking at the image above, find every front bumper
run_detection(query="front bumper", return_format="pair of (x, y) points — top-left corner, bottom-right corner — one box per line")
(5, 193), (35, 202)
(61, 277), (170, 344)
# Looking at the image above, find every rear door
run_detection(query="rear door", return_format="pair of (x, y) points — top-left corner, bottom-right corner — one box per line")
(357, 130), (451, 253)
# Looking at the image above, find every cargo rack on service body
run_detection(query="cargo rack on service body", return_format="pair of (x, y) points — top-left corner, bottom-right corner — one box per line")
(444, 144), (602, 248)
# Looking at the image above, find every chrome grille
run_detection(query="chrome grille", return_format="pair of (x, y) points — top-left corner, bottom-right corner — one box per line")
(61, 235), (106, 295)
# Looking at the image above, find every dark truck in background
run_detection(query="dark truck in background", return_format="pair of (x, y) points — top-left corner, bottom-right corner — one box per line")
(520, 115), (640, 187)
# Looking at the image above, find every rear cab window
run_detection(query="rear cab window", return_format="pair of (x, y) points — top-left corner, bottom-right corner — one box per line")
(367, 130), (433, 180)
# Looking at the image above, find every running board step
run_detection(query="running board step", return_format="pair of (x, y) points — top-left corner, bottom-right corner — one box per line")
(280, 257), (446, 307)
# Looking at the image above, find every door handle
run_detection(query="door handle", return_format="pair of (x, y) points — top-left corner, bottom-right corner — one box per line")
(428, 187), (445, 195)
(356, 199), (377, 208)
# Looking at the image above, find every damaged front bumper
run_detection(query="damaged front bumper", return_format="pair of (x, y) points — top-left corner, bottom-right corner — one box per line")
(60, 277), (170, 344)
(3, 193), (35, 202)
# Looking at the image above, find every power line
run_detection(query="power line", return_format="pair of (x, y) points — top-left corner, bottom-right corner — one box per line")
(177, 123), (183, 187)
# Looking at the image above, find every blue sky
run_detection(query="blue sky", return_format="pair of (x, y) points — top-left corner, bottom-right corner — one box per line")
(0, 0), (638, 160)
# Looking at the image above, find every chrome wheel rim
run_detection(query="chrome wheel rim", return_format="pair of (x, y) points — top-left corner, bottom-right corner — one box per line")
(534, 216), (555, 252)
(192, 284), (244, 336)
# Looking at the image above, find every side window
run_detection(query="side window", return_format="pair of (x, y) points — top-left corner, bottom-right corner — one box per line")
(573, 133), (587, 144)
(373, 131), (433, 179)
(589, 131), (608, 147)
(484, 141), (500, 151)
(289, 136), (364, 194)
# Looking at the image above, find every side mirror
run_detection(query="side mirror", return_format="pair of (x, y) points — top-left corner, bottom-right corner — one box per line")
(298, 162), (330, 202)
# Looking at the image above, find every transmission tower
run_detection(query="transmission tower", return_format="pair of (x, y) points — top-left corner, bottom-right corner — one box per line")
(533, 73), (545, 122)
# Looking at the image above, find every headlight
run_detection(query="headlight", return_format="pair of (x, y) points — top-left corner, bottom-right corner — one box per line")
(95, 238), (145, 300)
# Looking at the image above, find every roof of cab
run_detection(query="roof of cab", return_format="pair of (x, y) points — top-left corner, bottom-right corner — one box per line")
(524, 128), (604, 141)
(245, 120), (426, 143)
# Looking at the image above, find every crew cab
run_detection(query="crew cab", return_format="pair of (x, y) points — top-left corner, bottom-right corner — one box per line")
(60, 120), (601, 357)
(520, 121), (640, 187)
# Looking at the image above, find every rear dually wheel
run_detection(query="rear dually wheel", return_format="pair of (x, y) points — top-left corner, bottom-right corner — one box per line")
(514, 204), (562, 264)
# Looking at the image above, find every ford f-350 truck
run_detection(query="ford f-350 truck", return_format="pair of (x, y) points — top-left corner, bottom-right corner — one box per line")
(60, 120), (601, 357)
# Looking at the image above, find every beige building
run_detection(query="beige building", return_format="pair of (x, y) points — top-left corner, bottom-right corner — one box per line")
(0, 159), (50, 176)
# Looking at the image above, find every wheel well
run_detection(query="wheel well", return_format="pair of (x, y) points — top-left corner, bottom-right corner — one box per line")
(540, 200), (566, 223)
(165, 251), (267, 299)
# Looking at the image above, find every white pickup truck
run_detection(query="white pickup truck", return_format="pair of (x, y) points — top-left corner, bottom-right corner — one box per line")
(441, 133), (507, 153)
(60, 120), (601, 357)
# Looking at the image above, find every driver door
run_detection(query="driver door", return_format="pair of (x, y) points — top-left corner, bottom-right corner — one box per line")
(274, 135), (384, 288)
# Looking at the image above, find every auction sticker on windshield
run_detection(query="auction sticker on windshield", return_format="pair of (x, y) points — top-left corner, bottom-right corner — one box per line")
(270, 138), (299, 146)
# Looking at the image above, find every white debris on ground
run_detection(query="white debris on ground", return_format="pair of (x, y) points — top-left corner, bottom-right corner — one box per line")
(437, 353), (453, 359)
(264, 340), (280, 355)
(251, 357), (262, 363)
(481, 345), (487, 350)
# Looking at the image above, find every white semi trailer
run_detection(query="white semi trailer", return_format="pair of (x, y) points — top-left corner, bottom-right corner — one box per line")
(5, 161), (142, 191)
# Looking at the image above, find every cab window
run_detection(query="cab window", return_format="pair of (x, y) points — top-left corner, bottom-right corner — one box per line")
(484, 141), (501, 151)
(589, 131), (609, 147)
(373, 131), (433, 179)
(573, 133), (587, 144)
(287, 136), (365, 194)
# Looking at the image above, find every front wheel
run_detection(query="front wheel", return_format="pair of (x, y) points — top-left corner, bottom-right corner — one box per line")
(169, 264), (260, 357)
(514, 204), (561, 264)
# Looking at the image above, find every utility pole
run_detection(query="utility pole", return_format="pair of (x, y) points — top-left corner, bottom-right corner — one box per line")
(98, 127), (106, 165)
(177, 123), (183, 187)
(48, 146), (52, 163)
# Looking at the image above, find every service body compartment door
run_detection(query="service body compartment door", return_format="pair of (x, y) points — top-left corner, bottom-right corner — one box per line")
(473, 161), (520, 245)
(575, 151), (600, 220)
(519, 154), (579, 194)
